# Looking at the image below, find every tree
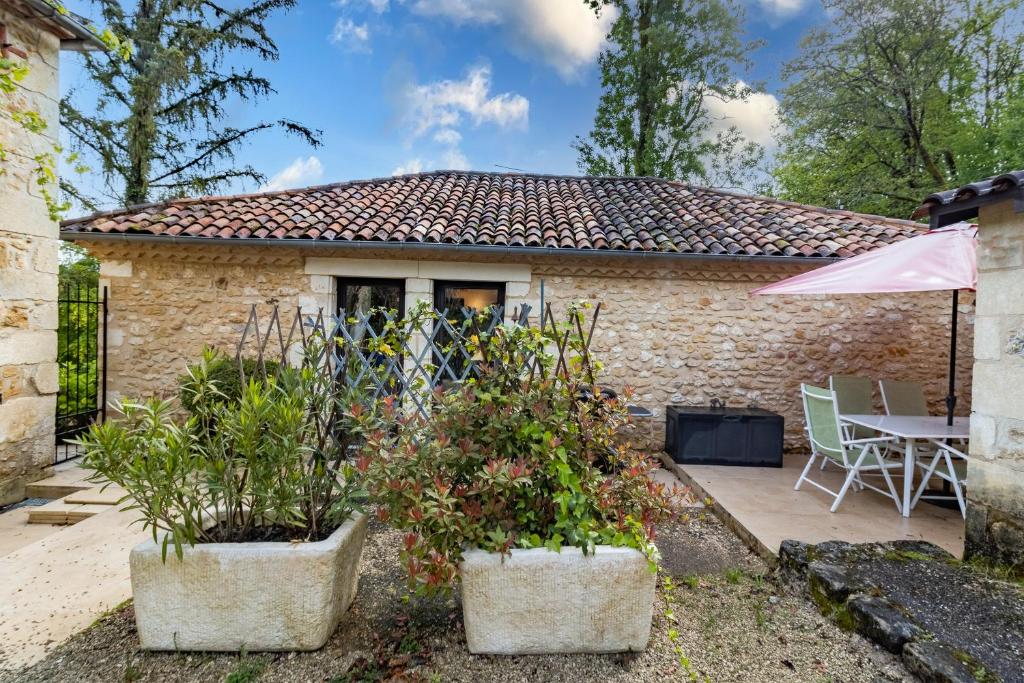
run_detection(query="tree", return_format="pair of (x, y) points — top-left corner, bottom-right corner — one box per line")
(62, 0), (321, 208)
(773, 0), (1024, 217)
(574, 0), (763, 188)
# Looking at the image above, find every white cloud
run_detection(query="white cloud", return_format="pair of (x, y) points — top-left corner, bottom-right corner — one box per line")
(405, 64), (528, 137)
(333, 0), (389, 12)
(432, 128), (462, 145)
(392, 158), (425, 175)
(260, 156), (324, 192)
(391, 145), (472, 175)
(409, 0), (501, 22)
(704, 83), (781, 148)
(330, 18), (371, 50)
(440, 147), (470, 170)
(758, 0), (807, 16)
(409, 0), (616, 79)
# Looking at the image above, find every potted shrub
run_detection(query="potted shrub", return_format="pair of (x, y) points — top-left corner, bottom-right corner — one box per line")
(78, 348), (369, 652)
(356, 308), (676, 654)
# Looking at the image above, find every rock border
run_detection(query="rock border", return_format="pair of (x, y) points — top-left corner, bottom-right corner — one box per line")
(779, 539), (998, 683)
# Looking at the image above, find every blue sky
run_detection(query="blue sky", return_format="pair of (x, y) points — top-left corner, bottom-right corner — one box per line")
(60, 0), (828, 208)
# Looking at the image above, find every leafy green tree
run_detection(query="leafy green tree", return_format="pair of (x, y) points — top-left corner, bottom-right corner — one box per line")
(61, 0), (321, 207)
(57, 243), (100, 419)
(574, 0), (763, 187)
(773, 0), (1024, 217)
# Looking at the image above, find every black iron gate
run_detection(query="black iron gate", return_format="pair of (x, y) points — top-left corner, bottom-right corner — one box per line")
(55, 284), (107, 463)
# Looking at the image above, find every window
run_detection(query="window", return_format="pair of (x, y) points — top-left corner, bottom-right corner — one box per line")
(336, 277), (406, 395)
(432, 281), (506, 384)
(432, 281), (506, 315)
(336, 277), (405, 332)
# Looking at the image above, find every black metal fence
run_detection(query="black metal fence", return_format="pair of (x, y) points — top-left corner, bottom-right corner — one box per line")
(55, 284), (107, 463)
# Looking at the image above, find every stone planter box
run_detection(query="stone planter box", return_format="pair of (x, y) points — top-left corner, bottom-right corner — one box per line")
(130, 513), (368, 651)
(459, 545), (656, 655)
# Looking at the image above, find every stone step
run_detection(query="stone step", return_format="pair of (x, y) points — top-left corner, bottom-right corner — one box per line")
(64, 486), (125, 506)
(24, 481), (92, 499)
(0, 504), (151, 669)
(24, 462), (96, 499)
(26, 501), (111, 525)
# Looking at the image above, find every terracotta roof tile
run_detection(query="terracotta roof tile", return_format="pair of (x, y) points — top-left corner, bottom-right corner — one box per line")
(61, 171), (926, 258)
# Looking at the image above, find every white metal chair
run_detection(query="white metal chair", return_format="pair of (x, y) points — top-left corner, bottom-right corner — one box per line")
(879, 379), (929, 416)
(880, 378), (943, 453)
(796, 384), (903, 513)
(881, 379), (967, 503)
(828, 374), (892, 469)
(913, 440), (969, 518)
(829, 374), (877, 443)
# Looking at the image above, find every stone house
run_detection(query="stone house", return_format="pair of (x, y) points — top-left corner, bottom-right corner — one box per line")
(0, 1), (106, 505)
(916, 170), (1024, 569)
(60, 171), (974, 450)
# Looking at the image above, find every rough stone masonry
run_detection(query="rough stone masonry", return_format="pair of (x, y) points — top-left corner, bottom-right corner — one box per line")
(77, 242), (974, 453)
(0, 7), (61, 505)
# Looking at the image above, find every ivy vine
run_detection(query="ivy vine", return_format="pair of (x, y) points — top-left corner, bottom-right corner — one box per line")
(1, 1), (129, 221)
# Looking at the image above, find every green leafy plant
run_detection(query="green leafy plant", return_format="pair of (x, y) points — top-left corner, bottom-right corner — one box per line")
(224, 651), (267, 683)
(178, 351), (279, 412)
(662, 575), (705, 682)
(355, 305), (677, 595)
(78, 345), (366, 559)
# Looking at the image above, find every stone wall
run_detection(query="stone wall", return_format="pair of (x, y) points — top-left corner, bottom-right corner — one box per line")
(81, 242), (973, 454)
(966, 200), (1024, 570)
(531, 263), (973, 450)
(0, 10), (61, 504)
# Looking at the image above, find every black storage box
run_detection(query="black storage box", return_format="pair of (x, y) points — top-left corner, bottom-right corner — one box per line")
(665, 405), (784, 467)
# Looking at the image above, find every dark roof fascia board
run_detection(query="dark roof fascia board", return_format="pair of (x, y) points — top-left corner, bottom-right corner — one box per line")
(20, 0), (107, 50)
(61, 230), (841, 266)
(929, 186), (1024, 229)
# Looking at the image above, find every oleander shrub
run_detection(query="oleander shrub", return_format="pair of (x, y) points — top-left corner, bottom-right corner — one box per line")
(355, 305), (677, 595)
(178, 351), (278, 412)
(78, 344), (367, 558)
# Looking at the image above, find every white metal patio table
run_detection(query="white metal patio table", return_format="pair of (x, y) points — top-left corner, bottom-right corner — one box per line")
(839, 414), (970, 517)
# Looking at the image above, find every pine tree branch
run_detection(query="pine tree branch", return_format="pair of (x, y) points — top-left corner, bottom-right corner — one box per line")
(198, 0), (292, 60)
(147, 124), (272, 184)
(156, 72), (272, 120)
(149, 167), (263, 191)
(59, 0), (315, 206)
(147, 119), (320, 185)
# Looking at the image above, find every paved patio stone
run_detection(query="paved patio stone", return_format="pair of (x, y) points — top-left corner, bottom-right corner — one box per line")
(0, 504), (148, 671)
(663, 453), (964, 559)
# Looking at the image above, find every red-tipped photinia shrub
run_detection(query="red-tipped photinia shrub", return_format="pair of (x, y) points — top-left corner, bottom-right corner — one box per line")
(355, 305), (679, 595)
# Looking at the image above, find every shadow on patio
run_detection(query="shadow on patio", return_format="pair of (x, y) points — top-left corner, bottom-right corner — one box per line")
(662, 454), (965, 561)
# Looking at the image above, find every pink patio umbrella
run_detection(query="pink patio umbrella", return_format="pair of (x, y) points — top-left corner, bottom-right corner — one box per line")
(751, 223), (977, 424)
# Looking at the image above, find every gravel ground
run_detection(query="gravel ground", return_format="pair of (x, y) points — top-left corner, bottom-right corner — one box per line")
(3, 514), (910, 683)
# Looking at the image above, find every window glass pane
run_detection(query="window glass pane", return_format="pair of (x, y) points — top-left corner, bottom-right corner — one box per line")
(337, 279), (404, 339)
(336, 278), (405, 397)
(433, 281), (505, 384)
(437, 286), (501, 312)
(340, 283), (402, 316)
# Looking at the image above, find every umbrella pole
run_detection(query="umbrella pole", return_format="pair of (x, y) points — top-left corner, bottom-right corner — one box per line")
(945, 289), (959, 427)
